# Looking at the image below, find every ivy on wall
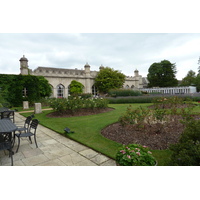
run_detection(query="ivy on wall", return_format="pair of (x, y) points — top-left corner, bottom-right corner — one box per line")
(0, 74), (52, 107)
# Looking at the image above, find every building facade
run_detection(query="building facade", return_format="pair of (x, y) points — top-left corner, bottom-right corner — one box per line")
(19, 55), (148, 98)
(140, 86), (196, 94)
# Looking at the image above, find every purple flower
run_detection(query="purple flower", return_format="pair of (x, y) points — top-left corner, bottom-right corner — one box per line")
(127, 155), (131, 159)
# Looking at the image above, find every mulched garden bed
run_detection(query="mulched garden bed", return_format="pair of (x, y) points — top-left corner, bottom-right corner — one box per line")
(101, 117), (185, 150)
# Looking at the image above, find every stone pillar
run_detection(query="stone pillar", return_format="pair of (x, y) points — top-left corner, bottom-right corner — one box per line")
(34, 103), (42, 114)
(84, 63), (91, 93)
(23, 101), (29, 109)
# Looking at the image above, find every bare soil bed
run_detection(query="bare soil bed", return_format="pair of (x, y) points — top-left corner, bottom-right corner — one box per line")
(101, 117), (185, 150)
(102, 104), (198, 150)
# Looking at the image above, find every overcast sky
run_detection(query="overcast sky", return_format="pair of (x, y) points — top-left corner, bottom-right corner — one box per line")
(0, 33), (200, 80)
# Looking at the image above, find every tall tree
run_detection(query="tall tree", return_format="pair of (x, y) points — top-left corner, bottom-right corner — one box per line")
(94, 67), (126, 93)
(147, 60), (178, 87)
(180, 70), (196, 86)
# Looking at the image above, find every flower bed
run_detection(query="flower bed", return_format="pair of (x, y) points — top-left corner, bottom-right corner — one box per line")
(48, 97), (109, 115)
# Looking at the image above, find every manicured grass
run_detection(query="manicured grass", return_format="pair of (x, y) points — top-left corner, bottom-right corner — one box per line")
(21, 102), (198, 166)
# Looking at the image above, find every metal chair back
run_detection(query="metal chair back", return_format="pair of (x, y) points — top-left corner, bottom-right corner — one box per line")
(28, 119), (39, 134)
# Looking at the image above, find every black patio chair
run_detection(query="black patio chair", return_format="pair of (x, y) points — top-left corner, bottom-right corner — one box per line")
(1, 110), (15, 122)
(0, 132), (13, 166)
(14, 119), (39, 153)
(1, 110), (12, 120)
(13, 116), (33, 147)
(9, 111), (15, 123)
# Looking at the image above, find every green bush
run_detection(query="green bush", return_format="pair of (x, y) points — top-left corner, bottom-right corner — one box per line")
(108, 89), (142, 97)
(107, 96), (154, 104)
(169, 119), (200, 166)
(116, 144), (157, 166)
(49, 97), (109, 114)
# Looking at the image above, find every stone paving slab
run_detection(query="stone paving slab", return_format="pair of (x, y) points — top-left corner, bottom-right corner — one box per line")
(0, 112), (116, 166)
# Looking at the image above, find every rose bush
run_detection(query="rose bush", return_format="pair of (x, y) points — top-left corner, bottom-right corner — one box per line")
(116, 144), (157, 166)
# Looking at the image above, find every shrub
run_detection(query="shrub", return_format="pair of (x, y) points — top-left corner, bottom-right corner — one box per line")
(108, 89), (142, 97)
(116, 144), (157, 166)
(107, 96), (154, 104)
(169, 119), (200, 166)
(119, 105), (149, 127)
(49, 97), (108, 114)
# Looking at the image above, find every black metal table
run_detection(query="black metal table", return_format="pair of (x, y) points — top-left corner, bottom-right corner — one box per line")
(0, 119), (17, 165)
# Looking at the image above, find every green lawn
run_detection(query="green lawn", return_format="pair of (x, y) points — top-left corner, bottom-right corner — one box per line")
(20, 103), (194, 166)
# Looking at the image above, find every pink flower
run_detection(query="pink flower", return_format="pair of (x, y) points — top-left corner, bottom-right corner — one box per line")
(127, 155), (131, 159)
(120, 150), (126, 154)
(142, 145), (147, 148)
(148, 151), (152, 154)
(130, 150), (135, 152)
(136, 152), (141, 156)
(135, 148), (140, 151)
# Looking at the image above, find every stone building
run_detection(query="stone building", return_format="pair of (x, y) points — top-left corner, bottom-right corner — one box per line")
(19, 55), (148, 98)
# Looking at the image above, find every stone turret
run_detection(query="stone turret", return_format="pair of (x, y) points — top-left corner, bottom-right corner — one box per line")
(99, 64), (104, 70)
(84, 63), (90, 76)
(20, 55), (29, 75)
(134, 69), (139, 77)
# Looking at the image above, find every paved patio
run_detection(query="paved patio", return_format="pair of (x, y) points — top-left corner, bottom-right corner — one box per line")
(0, 112), (116, 166)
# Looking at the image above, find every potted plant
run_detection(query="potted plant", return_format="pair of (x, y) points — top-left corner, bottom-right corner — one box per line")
(116, 144), (157, 166)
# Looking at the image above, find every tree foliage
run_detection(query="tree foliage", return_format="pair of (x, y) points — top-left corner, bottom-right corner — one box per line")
(194, 75), (200, 92)
(180, 70), (196, 86)
(94, 67), (126, 93)
(147, 60), (178, 87)
(69, 80), (84, 95)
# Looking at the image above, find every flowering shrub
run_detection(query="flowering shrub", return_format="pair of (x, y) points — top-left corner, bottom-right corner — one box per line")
(118, 105), (149, 127)
(116, 144), (157, 166)
(49, 97), (108, 114)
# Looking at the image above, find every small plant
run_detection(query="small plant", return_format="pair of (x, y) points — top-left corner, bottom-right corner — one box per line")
(116, 144), (157, 166)
(118, 105), (149, 127)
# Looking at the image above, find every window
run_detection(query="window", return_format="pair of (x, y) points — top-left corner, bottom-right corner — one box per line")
(22, 88), (28, 97)
(92, 85), (97, 96)
(57, 84), (64, 98)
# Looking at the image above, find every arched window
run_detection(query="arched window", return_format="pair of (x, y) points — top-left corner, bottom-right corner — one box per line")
(131, 85), (135, 89)
(92, 85), (98, 96)
(57, 84), (64, 98)
(125, 85), (129, 89)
